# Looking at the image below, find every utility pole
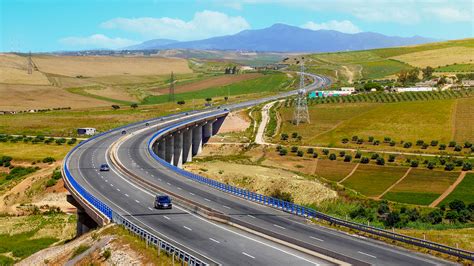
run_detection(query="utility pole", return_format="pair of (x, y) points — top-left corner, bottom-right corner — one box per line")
(292, 60), (310, 125)
(27, 51), (33, 75)
(168, 72), (175, 102)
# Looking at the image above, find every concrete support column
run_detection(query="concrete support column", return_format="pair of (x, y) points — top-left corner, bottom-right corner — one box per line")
(202, 121), (213, 144)
(165, 135), (174, 164)
(173, 131), (183, 168)
(192, 125), (203, 156)
(212, 116), (226, 135)
(183, 128), (193, 163)
(67, 195), (98, 236)
(157, 139), (166, 159)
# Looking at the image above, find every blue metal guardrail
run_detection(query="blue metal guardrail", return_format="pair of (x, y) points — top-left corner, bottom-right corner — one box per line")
(63, 111), (209, 266)
(148, 116), (474, 262)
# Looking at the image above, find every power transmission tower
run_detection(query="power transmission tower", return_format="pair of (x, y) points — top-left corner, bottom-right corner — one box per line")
(27, 51), (33, 75)
(293, 61), (310, 125)
(168, 72), (175, 102)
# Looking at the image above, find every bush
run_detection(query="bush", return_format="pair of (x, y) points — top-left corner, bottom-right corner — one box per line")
(368, 136), (374, 142)
(421, 143), (429, 149)
(430, 140), (438, 146)
(46, 179), (57, 187)
(388, 154), (396, 162)
(373, 140), (380, 145)
(102, 249), (111, 260)
(130, 103), (138, 108)
(376, 157), (385, 165)
(357, 139), (364, 144)
(410, 160), (419, 167)
(438, 144), (446, 150)
(426, 209), (443, 224)
(271, 188), (293, 202)
(384, 137), (391, 143)
(67, 138), (77, 145)
(403, 142), (412, 148)
(464, 141), (473, 148)
(344, 155), (352, 162)
(312, 153), (318, 158)
(52, 170), (62, 180)
(276, 145), (282, 151)
(176, 100), (185, 105)
(291, 132), (298, 138)
(444, 163), (455, 171)
(280, 133), (289, 140)
(307, 148), (314, 154)
(322, 149), (329, 155)
(448, 141), (456, 147)
(454, 145), (462, 152)
(297, 150), (304, 157)
(360, 157), (369, 164)
(449, 200), (466, 212)
(291, 146), (298, 153)
(339, 151), (345, 157)
(351, 135), (358, 141)
(42, 157), (56, 164)
(341, 138), (349, 144)
(427, 161), (435, 169)
(416, 140), (424, 146)
(111, 105), (120, 110)
(329, 153), (336, 160)
(279, 148), (288, 156)
(355, 151), (362, 159)
(389, 140), (396, 146)
(371, 153), (379, 159)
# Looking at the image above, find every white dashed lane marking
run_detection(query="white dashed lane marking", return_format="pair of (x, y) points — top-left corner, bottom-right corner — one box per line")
(209, 238), (220, 244)
(358, 251), (376, 259)
(242, 252), (255, 259)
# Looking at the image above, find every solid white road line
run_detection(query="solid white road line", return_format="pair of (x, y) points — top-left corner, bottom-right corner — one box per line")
(223, 205), (231, 209)
(358, 251), (376, 258)
(209, 238), (220, 244)
(135, 200), (140, 203)
(183, 226), (192, 231)
(204, 198), (211, 202)
(242, 252), (255, 259)
(247, 215), (256, 219)
(273, 224), (286, 230)
(310, 236), (324, 242)
(163, 215), (170, 220)
(125, 193), (129, 197)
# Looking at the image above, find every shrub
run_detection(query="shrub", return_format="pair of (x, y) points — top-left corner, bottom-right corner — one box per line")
(360, 157), (369, 164)
(416, 140), (424, 146)
(42, 157), (56, 164)
(67, 138), (77, 145)
(454, 159), (463, 167)
(403, 142), (412, 148)
(462, 162), (472, 171)
(427, 161), (435, 169)
(384, 137), (391, 143)
(430, 140), (438, 146)
(291, 132), (298, 138)
(421, 143), (429, 149)
(355, 151), (362, 159)
(297, 150), (304, 157)
(312, 153), (318, 158)
(176, 100), (185, 105)
(291, 146), (298, 153)
(276, 145), (282, 151)
(427, 209), (443, 224)
(322, 149), (329, 155)
(376, 157), (385, 165)
(368, 136), (374, 142)
(344, 155), (352, 162)
(438, 144), (446, 150)
(388, 154), (396, 162)
(279, 148), (288, 156)
(52, 170), (62, 180)
(389, 140), (396, 146)
(102, 249), (111, 260)
(356, 139), (364, 144)
(341, 138), (349, 144)
(371, 153), (379, 160)
(373, 140), (380, 145)
(280, 133), (289, 140)
(448, 141), (456, 147)
(296, 135), (302, 141)
(111, 105), (120, 110)
(351, 135), (358, 141)
(271, 188), (293, 202)
(339, 151), (346, 157)
(410, 160), (419, 167)
(439, 158), (446, 165)
(307, 148), (314, 154)
(46, 179), (57, 187)
(329, 153), (337, 160)
(454, 145), (462, 152)
(464, 141), (473, 148)
(444, 163), (455, 171)
(130, 103), (138, 108)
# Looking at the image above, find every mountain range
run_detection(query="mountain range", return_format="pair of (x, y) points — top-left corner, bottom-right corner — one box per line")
(125, 23), (436, 53)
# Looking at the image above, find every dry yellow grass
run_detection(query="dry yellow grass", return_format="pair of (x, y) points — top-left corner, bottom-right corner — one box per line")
(390, 47), (474, 68)
(184, 161), (337, 205)
(84, 86), (137, 102)
(0, 84), (109, 110)
(0, 54), (50, 85)
(32, 55), (192, 77)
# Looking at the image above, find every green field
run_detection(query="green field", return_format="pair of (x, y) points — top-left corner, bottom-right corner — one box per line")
(383, 169), (459, 205)
(142, 72), (293, 104)
(342, 164), (408, 197)
(440, 173), (474, 205)
(279, 99), (463, 147)
(314, 159), (357, 182)
(436, 63), (474, 72)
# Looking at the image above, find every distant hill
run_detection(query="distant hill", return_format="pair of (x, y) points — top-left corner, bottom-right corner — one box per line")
(127, 23), (436, 52)
(125, 39), (178, 50)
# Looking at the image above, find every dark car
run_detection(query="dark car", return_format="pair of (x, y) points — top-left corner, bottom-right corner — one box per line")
(99, 163), (110, 171)
(121, 130), (126, 134)
(154, 195), (172, 209)
(145, 122), (149, 126)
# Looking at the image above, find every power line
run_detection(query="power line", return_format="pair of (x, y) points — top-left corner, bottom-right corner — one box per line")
(292, 60), (310, 125)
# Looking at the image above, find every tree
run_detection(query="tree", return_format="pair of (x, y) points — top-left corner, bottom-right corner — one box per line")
(205, 97), (212, 102)
(427, 161), (435, 170)
(355, 151), (362, 159)
(454, 145), (462, 152)
(297, 150), (304, 157)
(410, 160), (419, 167)
(448, 141), (456, 147)
(341, 138), (349, 144)
(397, 70), (408, 84)
(422, 66), (434, 80)
(224, 96), (228, 101)
(462, 162), (472, 171)
(384, 211), (401, 227)
(280, 133), (289, 141)
(339, 151), (346, 157)
(130, 103), (138, 109)
(368, 136), (374, 142)
(376, 157), (385, 165)
(291, 146), (298, 153)
(444, 163), (455, 171)
(407, 68), (420, 83)
(291, 132), (298, 138)
(313, 153), (319, 158)
(416, 140), (424, 146)
(351, 135), (358, 141)
(389, 140), (396, 146)
(322, 149), (329, 155)
(388, 154), (396, 162)
(445, 210), (459, 223)
(344, 155), (352, 162)
(360, 157), (369, 164)
(329, 153), (337, 160)
(439, 144), (446, 150)
(378, 201), (390, 215)
(111, 105), (120, 110)
(464, 141), (473, 148)
(177, 100), (185, 105)
(371, 153), (379, 159)
(430, 140), (438, 146)
(279, 148), (288, 156)
(307, 148), (314, 154)
(449, 200), (466, 212)
(427, 209), (443, 224)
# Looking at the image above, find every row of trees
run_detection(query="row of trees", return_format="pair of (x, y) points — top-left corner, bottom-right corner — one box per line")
(0, 134), (77, 145)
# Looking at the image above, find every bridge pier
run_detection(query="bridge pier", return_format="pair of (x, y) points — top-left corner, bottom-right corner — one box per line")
(202, 122), (213, 144)
(165, 135), (174, 164)
(183, 128), (193, 163)
(173, 131), (183, 168)
(192, 125), (203, 156)
(157, 139), (166, 159)
(212, 117), (225, 135)
(67, 195), (98, 236)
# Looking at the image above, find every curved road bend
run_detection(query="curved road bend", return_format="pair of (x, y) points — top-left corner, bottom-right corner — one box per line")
(113, 113), (453, 266)
(68, 113), (330, 265)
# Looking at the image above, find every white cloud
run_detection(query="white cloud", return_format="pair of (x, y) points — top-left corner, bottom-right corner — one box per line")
(59, 34), (138, 49)
(101, 10), (251, 41)
(302, 20), (361, 33)
(423, 7), (472, 22)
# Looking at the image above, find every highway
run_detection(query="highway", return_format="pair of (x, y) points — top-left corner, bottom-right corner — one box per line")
(66, 73), (453, 265)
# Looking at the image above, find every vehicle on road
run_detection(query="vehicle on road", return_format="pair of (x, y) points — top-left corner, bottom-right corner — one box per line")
(99, 163), (110, 171)
(121, 130), (126, 134)
(154, 195), (172, 209)
(145, 122), (149, 126)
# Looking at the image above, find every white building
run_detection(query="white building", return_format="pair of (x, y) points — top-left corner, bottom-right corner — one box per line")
(341, 87), (355, 93)
(394, 87), (436, 93)
(77, 128), (97, 135)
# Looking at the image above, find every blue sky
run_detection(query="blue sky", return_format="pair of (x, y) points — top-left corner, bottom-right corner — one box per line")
(1, 0), (473, 52)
